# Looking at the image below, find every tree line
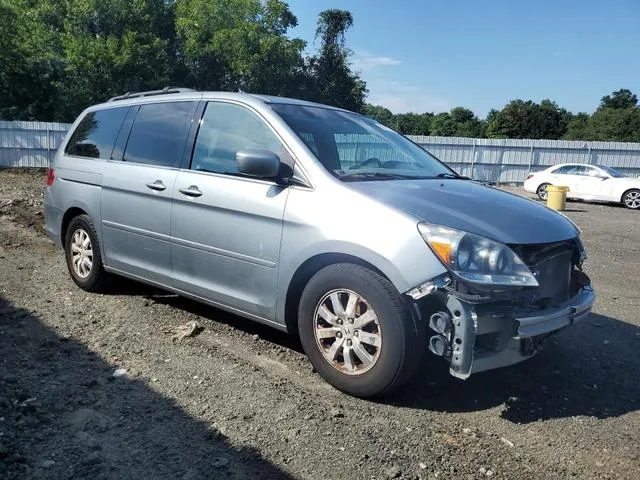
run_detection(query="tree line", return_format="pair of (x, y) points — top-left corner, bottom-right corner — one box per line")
(0, 1), (365, 122)
(1, 1), (638, 143)
(365, 89), (640, 142)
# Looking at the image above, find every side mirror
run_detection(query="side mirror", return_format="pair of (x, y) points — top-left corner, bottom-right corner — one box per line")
(236, 149), (281, 179)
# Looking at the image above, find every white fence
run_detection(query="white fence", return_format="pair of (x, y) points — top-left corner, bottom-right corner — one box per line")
(2, 120), (640, 183)
(413, 136), (640, 183)
(0, 120), (71, 168)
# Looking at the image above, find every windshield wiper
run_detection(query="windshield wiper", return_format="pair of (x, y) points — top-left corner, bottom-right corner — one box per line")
(339, 172), (423, 181)
(436, 172), (471, 180)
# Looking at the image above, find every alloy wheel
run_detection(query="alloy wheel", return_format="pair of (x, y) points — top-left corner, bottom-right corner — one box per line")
(70, 228), (93, 278)
(624, 191), (640, 209)
(537, 184), (549, 201)
(313, 289), (382, 375)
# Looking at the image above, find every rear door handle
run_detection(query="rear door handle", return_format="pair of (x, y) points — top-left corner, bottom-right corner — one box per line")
(146, 180), (166, 191)
(179, 186), (203, 198)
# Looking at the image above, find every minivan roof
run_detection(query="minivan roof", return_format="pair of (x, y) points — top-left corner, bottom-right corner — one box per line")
(93, 89), (349, 113)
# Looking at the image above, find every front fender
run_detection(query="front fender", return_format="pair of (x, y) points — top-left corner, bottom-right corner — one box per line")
(275, 239), (446, 325)
(614, 182), (640, 202)
(274, 185), (448, 325)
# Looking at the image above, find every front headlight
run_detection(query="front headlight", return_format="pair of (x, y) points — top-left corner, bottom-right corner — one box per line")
(418, 222), (539, 287)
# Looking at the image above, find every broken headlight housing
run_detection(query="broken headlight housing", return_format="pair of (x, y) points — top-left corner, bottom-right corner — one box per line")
(418, 222), (539, 287)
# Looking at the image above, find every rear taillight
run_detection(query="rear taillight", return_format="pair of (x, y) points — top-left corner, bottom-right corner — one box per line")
(47, 168), (55, 186)
(526, 174), (534, 180)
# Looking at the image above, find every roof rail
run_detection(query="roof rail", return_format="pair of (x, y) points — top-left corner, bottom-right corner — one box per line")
(107, 87), (197, 102)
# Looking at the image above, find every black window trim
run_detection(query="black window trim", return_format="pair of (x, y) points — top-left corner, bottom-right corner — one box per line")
(178, 100), (207, 170)
(110, 106), (138, 161)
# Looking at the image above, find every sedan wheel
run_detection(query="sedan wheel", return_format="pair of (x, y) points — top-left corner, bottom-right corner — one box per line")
(623, 189), (640, 209)
(536, 183), (550, 201)
(313, 289), (382, 375)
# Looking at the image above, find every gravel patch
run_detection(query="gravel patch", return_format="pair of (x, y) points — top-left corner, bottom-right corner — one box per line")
(1, 170), (638, 479)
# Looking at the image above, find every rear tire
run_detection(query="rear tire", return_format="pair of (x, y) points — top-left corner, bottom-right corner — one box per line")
(536, 183), (551, 201)
(622, 189), (640, 209)
(64, 215), (110, 292)
(298, 263), (423, 398)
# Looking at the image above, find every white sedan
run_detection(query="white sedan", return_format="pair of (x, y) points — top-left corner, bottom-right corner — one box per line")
(524, 163), (640, 210)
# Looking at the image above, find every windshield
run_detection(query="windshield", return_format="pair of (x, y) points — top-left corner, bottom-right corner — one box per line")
(597, 165), (625, 178)
(270, 104), (457, 181)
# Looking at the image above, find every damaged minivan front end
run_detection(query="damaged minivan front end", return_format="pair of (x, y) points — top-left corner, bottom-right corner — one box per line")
(407, 223), (595, 379)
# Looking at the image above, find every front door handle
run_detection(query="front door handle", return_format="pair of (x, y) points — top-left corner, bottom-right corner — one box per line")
(179, 186), (203, 197)
(146, 180), (166, 191)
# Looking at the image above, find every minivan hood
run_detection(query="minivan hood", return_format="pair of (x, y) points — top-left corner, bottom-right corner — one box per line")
(348, 179), (578, 245)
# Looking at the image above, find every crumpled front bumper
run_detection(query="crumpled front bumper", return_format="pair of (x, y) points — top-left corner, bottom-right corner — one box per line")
(419, 284), (596, 379)
(515, 285), (594, 338)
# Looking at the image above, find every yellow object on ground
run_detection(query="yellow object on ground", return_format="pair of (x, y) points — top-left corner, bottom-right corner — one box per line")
(546, 185), (570, 211)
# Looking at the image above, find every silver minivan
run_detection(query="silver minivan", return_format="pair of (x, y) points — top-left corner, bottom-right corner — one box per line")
(44, 88), (595, 397)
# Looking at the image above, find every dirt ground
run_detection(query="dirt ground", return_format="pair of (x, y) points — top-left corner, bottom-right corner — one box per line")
(1, 169), (639, 480)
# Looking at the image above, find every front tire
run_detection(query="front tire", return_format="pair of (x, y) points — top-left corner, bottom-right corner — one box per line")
(622, 189), (640, 209)
(64, 214), (110, 292)
(298, 264), (423, 398)
(536, 183), (551, 201)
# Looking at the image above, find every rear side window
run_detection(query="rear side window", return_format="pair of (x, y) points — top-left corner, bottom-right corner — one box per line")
(65, 107), (129, 159)
(123, 102), (196, 167)
(552, 165), (579, 175)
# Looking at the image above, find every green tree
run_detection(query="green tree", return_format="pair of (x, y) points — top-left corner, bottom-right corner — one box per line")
(430, 112), (456, 136)
(487, 99), (567, 139)
(306, 9), (367, 112)
(485, 108), (499, 125)
(0, 0), (65, 120)
(3, 0), (313, 121)
(450, 107), (474, 124)
(563, 112), (590, 140)
(2, 0), (178, 121)
(450, 107), (485, 137)
(599, 89), (638, 110)
(0, 1), (28, 119)
(537, 99), (570, 139)
(565, 89), (640, 142)
(175, 0), (306, 96)
(585, 108), (640, 142)
(394, 113), (431, 135)
(58, 0), (177, 119)
(363, 104), (394, 126)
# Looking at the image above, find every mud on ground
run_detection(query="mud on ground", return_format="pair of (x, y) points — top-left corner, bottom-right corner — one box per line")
(1, 169), (639, 479)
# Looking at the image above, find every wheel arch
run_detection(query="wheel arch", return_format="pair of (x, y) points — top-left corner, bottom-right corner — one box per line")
(283, 253), (393, 337)
(536, 181), (552, 199)
(621, 187), (640, 204)
(60, 207), (88, 244)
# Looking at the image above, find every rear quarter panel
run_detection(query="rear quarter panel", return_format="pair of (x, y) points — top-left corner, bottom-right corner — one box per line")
(47, 153), (105, 248)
